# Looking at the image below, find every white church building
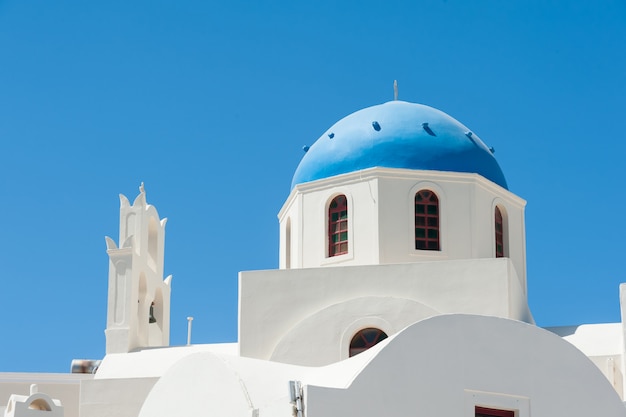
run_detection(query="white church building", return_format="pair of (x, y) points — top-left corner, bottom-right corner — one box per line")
(1, 99), (626, 417)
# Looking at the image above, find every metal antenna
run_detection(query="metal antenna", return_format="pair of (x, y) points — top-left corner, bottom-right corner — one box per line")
(186, 317), (193, 345)
(393, 80), (398, 101)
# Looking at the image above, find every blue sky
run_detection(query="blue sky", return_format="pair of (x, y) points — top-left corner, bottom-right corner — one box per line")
(0, 1), (625, 372)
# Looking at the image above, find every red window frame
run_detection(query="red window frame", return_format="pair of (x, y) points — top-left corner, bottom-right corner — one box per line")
(415, 190), (440, 251)
(349, 328), (388, 357)
(495, 206), (504, 258)
(475, 406), (514, 417)
(328, 195), (348, 257)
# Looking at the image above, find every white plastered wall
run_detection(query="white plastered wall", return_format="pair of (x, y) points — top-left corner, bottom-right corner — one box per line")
(79, 377), (158, 417)
(547, 322), (624, 399)
(305, 315), (626, 417)
(279, 168), (527, 294)
(4, 392), (64, 417)
(238, 258), (532, 365)
(137, 315), (626, 417)
(0, 373), (92, 417)
(280, 173), (381, 268)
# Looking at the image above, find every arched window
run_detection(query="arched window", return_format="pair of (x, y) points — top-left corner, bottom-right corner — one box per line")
(349, 328), (388, 357)
(415, 190), (440, 250)
(328, 195), (348, 257)
(495, 206), (505, 258)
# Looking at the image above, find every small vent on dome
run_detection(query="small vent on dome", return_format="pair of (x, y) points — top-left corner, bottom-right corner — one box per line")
(302, 145), (310, 153)
(489, 147), (495, 154)
(328, 132), (335, 139)
(372, 121), (381, 131)
(465, 131), (477, 146)
(422, 122), (436, 136)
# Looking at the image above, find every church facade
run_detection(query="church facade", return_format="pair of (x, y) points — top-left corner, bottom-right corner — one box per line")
(1, 100), (625, 417)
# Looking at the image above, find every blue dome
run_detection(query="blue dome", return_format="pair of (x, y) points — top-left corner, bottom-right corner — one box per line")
(291, 101), (508, 189)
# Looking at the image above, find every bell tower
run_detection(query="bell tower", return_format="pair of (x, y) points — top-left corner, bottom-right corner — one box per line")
(104, 184), (172, 354)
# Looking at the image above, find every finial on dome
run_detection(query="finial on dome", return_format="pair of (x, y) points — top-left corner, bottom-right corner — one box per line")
(139, 182), (145, 194)
(393, 80), (398, 101)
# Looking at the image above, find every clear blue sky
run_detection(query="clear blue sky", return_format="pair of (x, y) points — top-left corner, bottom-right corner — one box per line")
(0, 0), (625, 373)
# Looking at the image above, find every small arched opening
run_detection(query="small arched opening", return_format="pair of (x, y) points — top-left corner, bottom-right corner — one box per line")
(349, 328), (388, 357)
(28, 399), (52, 411)
(147, 217), (159, 271)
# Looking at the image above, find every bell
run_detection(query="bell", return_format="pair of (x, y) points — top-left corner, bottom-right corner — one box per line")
(149, 303), (157, 324)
